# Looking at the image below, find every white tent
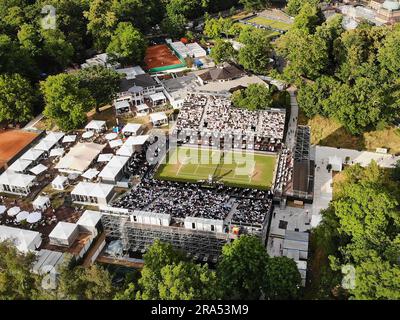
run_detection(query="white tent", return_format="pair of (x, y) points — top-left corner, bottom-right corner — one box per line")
(82, 131), (94, 139)
(125, 135), (149, 146)
(62, 135), (77, 144)
(136, 104), (149, 116)
(29, 164), (48, 175)
(97, 153), (114, 162)
(33, 139), (57, 152)
(51, 175), (68, 190)
(77, 210), (102, 236)
(0, 225), (42, 252)
(0, 170), (36, 195)
(149, 92), (166, 105)
(55, 142), (105, 174)
(98, 156), (129, 183)
(27, 211), (42, 224)
(71, 182), (114, 205)
(0, 205), (6, 215)
(82, 168), (100, 180)
(122, 123), (142, 136)
(8, 159), (32, 172)
(114, 100), (130, 113)
(32, 195), (50, 211)
(43, 132), (64, 143)
(49, 222), (79, 247)
(49, 148), (65, 158)
(21, 149), (44, 162)
(105, 132), (118, 140)
(85, 120), (106, 132)
(116, 144), (134, 157)
(7, 206), (21, 217)
(109, 139), (123, 148)
(150, 112), (168, 126)
(16, 211), (29, 222)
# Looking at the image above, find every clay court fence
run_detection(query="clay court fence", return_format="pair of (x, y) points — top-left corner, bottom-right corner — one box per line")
(148, 42), (187, 73)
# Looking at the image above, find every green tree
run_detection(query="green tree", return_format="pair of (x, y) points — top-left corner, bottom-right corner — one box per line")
(378, 29), (400, 74)
(238, 29), (271, 74)
(76, 66), (121, 112)
(293, 2), (325, 34)
(285, 0), (320, 17)
(0, 241), (41, 300)
(232, 83), (273, 110)
(106, 22), (147, 66)
(41, 73), (95, 131)
(40, 28), (74, 71)
(158, 262), (220, 300)
(17, 23), (41, 57)
(0, 73), (36, 124)
(265, 256), (302, 300)
(203, 17), (233, 39)
(217, 235), (269, 300)
(166, 0), (206, 20)
(161, 13), (187, 39)
(210, 39), (236, 64)
(239, 0), (268, 11)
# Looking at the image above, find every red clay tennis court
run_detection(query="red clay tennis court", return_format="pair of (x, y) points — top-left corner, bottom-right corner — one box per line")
(144, 44), (183, 70)
(0, 130), (40, 169)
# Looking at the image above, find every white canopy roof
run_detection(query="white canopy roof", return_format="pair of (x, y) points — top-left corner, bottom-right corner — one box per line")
(32, 195), (50, 209)
(21, 148), (44, 161)
(99, 156), (129, 180)
(33, 139), (57, 152)
(85, 120), (106, 131)
(72, 182), (114, 199)
(105, 132), (118, 140)
(125, 135), (149, 146)
(0, 170), (35, 188)
(16, 211), (29, 222)
(97, 153), (114, 162)
(8, 159), (32, 172)
(150, 112), (168, 123)
(0, 205), (6, 214)
(52, 175), (68, 186)
(55, 142), (105, 173)
(29, 164), (48, 175)
(27, 211), (42, 224)
(109, 139), (123, 148)
(62, 135), (77, 143)
(0, 225), (42, 252)
(114, 100), (130, 110)
(49, 148), (65, 157)
(7, 206), (21, 217)
(122, 123), (142, 134)
(149, 92), (166, 102)
(81, 168), (100, 180)
(116, 144), (134, 157)
(136, 104), (149, 111)
(82, 131), (94, 139)
(43, 132), (64, 143)
(77, 210), (102, 228)
(49, 222), (78, 241)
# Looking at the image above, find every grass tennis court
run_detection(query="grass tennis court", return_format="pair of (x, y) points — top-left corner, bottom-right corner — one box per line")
(248, 17), (292, 31)
(155, 147), (277, 189)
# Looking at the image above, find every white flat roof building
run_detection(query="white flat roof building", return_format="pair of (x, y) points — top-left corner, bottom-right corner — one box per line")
(51, 175), (68, 190)
(49, 222), (79, 247)
(0, 225), (42, 252)
(98, 155), (129, 183)
(85, 120), (107, 132)
(0, 170), (36, 195)
(116, 66), (145, 79)
(122, 123), (142, 136)
(77, 210), (102, 236)
(150, 112), (168, 127)
(71, 182), (115, 206)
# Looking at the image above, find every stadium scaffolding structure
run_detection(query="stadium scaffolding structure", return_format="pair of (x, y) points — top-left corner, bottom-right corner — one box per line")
(294, 126), (310, 162)
(101, 209), (236, 261)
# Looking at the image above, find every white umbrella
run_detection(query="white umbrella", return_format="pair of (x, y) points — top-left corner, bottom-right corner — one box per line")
(27, 211), (42, 224)
(82, 131), (94, 139)
(0, 205), (6, 215)
(8, 206), (21, 217)
(105, 132), (118, 140)
(16, 211), (29, 222)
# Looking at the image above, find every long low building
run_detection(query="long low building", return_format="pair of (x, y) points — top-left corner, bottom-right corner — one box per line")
(71, 182), (115, 206)
(0, 170), (36, 195)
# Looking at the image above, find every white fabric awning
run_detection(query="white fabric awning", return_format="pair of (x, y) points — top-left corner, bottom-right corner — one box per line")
(8, 206), (21, 217)
(97, 153), (114, 162)
(29, 164), (47, 175)
(34, 139), (57, 152)
(82, 131), (94, 139)
(27, 211), (42, 224)
(109, 139), (123, 148)
(8, 159), (32, 172)
(125, 135), (149, 146)
(116, 144), (134, 157)
(150, 112), (168, 123)
(32, 195), (50, 209)
(82, 168), (100, 180)
(0, 205), (6, 214)
(105, 133), (118, 140)
(85, 120), (106, 131)
(52, 175), (68, 187)
(122, 123), (142, 135)
(49, 148), (65, 157)
(43, 132), (64, 143)
(16, 211), (29, 222)
(62, 135), (77, 143)
(150, 92), (166, 102)
(21, 149), (44, 161)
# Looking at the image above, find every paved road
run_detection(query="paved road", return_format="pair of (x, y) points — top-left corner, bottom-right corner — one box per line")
(285, 87), (298, 152)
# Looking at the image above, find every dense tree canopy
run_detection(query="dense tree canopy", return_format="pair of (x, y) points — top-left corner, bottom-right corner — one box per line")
(210, 39), (236, 64)
(232, 83), (273, 110)
(0, 73), (36, 124)
(285, 0), (321, 17)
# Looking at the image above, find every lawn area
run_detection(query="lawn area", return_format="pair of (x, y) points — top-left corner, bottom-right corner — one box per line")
(298, 113), (400, 154)
(248, 16), (292, 31)
(155, 146), (277, 189)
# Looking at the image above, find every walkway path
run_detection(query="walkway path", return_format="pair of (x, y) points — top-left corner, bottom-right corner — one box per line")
(24, 113), (43, 130)
(285, 87), (298, 152)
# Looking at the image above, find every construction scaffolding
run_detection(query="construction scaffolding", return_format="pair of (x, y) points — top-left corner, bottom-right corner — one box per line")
(294, 126), (310, 162)
(101, 210), (235, 262)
